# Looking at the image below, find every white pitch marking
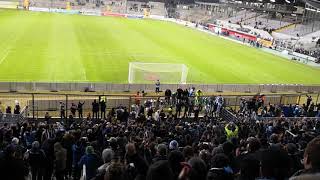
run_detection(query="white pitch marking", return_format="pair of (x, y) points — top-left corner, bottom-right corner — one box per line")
(0, 48), (10, 65)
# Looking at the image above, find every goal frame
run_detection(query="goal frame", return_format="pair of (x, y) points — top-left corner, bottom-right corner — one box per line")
(128, 62), (188, 84)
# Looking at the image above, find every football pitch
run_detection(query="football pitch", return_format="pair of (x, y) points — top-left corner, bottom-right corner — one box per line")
(0, 9), (319, 84)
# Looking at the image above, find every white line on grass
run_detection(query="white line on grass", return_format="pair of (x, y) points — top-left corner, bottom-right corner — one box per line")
(81, 67), (87, 81)
(0, 48), (10, 65)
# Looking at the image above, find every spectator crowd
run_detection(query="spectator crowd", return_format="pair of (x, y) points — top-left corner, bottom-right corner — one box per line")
(0, 88), (320, 180)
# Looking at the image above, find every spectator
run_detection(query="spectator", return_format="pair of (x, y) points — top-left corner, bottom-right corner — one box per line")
(92, 99), (99, 119)
(293, 137), (320, 177)
(0, 101), (5, 113)
(6, 106), (11, 114)
(44, 112), (51, 124)
(168, 150), (184, 179)
(225, 122), (239, 140)
(147, 160), (174, 180)
(0, 142), (28, 180)
(70, 103), (77, 117)
(259, 148), (290, 180)
(104, 161), (127, 180)
(96, 148), (114, 179)
(14, 102), (20, 114)
(59, 102), (66, 119)
(169, 140), (179, 151)
(155, 80), (160, 93)
(100, 99), (106, 119)
(77, 101), (85, 118)
(207, 153), (233, 180)
(54, 142), (67, 180)
(24, 141), (47, 180)
(165, 89), (172, 105)
(188, 157), (207, 180)
(153, 143), (168, 163)
(125, 143), (148, 180)
(78, 146), (102, 180)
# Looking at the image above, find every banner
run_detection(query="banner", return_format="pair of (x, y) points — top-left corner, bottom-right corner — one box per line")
(0, 1), (19, 9)
(222, 28), (257, 41)
(258, 39), (273, 48)
(29, 7), (50, 12)
(101, 12), (126, 17)
(80, 9), (101, 16)
(127, 14), (144, 19)
(49, 8), (80, 14)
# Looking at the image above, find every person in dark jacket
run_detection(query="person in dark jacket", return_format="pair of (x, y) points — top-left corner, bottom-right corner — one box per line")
(104, 161), (128, 180)
(125, 143), (148, 180)
(70, 103), (77, 117)
(14, 103), (20, 114)
(292, 137), (320, 177)
(92, 100), (99, 119)
(54, 142), (67, 180)
(77, 101), (85, 118)
(0, 144), (28, 180)
(147, 160), (174, 180)
(6, 106), (11, 114)
(42, 138), (55, 180)
(188, 157), (207, 180)
(207, 153), (234, 180)
(152, 143), (168, 164)
(25, 141), (47, 180)
(72, 140), (85, 180)
(78, 146), (102, 180)
(168, 150), (185, 180)
(165, 89), (172, 105)
(100, 100), (106, 119)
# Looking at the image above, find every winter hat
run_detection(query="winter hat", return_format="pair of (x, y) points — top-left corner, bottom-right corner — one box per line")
(169, 140), (179, 150)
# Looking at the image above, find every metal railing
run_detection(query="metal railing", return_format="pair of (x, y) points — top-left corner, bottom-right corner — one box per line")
(0, 113), (26, 124)
(0, 91), (318, 120)
(1, 82), (320, 93)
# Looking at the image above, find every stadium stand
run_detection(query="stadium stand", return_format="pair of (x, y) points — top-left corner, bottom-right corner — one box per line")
(1, 1), (320, 179)
(0, 87), (320, 180)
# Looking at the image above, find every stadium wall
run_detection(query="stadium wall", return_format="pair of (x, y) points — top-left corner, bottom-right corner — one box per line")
(0, 82), (319, 93)
(0, 1), (18, 9)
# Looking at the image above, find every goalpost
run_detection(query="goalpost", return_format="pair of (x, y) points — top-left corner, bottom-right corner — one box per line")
(128, 62), (188, 84)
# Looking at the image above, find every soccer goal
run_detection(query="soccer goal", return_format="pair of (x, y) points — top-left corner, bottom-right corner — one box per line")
(128, 62), (188, 84)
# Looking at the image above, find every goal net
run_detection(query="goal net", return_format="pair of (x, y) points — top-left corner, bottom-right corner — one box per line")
(128, 62), (188, 84)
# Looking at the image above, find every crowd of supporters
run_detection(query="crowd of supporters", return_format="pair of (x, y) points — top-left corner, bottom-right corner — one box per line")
(294, 48), (320, 61)
(235, 94), (320, 121)
(0, 88), (320, 180)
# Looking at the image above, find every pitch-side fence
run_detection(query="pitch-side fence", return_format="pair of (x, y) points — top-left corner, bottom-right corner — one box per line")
(1, 82), (320, 93)
(0, 91), (319, 121)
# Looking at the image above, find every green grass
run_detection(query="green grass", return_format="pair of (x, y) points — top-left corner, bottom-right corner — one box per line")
(0, 9), (319, 84)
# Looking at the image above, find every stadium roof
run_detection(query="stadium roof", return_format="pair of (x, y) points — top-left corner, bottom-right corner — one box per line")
(305, 0), (320, 9)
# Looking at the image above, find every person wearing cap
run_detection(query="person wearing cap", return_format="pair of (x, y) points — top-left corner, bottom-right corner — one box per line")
(78, 146), (102, 180)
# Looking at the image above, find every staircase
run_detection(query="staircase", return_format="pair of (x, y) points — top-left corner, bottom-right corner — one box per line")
(274, 22), (300, 33)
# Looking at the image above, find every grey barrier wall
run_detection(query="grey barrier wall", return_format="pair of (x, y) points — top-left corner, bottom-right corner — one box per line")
(0, 82), (320, 93)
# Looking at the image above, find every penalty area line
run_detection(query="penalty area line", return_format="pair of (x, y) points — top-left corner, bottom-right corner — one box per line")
(0, 49), (10, 65)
